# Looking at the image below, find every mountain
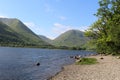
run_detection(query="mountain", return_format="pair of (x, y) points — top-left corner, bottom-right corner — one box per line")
(0, 18), (51, 47)
(0, 21), (23, 43)
(39, 35), (52, 43)
(52, 30), (90, 48)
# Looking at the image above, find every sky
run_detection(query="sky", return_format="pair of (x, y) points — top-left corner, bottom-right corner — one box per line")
(0, 0), (99, 39)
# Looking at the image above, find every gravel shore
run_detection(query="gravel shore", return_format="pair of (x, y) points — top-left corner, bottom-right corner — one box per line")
(50, 55), (120, 80)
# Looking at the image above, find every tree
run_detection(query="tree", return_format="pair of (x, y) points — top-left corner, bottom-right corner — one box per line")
(85, 0), (120, 54)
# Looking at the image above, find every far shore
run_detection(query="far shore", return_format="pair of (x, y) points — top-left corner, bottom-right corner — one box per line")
(50, 55), (120, 80)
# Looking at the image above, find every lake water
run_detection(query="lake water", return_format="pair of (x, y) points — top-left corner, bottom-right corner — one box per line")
(0, 47), (96, 80)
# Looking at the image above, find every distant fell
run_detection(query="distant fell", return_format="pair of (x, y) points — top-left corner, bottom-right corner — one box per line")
(39, 35), (52, 43)
(0, 21), (23, 43)
(52, 29), (90, 48)
(0, 18), (51, 47)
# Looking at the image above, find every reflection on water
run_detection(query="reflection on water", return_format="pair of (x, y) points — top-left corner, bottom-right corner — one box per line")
(0, 47), (96, 80)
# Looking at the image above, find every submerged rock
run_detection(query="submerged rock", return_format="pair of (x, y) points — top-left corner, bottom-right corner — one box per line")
(36, 62), (40, 66)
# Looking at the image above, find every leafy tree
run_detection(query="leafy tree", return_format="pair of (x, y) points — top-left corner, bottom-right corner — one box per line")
(85, 0), (120, 54)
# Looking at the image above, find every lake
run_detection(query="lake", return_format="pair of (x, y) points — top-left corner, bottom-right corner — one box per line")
(0, 47), (96, 80)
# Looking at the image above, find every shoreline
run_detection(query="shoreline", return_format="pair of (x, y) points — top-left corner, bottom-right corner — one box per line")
(50, 55), (120, 80)
(48, 54), (93, 80)
(48, 53), (97, 80)
(48, 62), (76, 80)
(48, 65), (75, 80)
(48, 66), (64, 80)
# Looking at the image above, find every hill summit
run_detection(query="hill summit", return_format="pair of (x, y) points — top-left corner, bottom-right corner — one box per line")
(52, 29), (89, 48)
(0, 18), (51, 48)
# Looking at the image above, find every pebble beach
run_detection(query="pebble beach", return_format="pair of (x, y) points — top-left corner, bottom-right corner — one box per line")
(50, 55), (120, 80)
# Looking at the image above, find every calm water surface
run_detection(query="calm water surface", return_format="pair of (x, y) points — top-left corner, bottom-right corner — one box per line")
(0, 47), (96, 80)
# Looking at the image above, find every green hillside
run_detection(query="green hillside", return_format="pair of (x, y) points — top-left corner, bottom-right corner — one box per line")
(39, 35), (52, 44)
(0, 18), (92, 49)
(52, 30), (90, 49)
(0, 21), (25, 46)
(0, 18), (51, 48)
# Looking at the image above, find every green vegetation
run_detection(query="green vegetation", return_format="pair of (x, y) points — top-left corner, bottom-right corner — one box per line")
(0, 18), (90, 49)
(0, 21), (24, 44)
(82, 40), (96, 50)
(52, 30), (90, 50)
(0, 18), (95, 49)
(1, 0), (120, 51)
(0, 18), (52, 48)
(39, 35), (52, 44)
(76, 58), (98, 65)
(85, 0), (120, 54)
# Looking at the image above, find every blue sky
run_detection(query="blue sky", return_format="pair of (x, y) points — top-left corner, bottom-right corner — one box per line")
(0, 0), (99, 39)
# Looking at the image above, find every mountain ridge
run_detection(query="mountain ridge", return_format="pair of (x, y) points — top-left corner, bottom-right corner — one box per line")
(0, 18), (91, 49)
(52, 29), (90, 48)
(0, 18), (51, 47)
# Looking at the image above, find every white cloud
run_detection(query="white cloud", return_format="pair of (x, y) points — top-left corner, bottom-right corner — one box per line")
(24, 22), (55, 39)
(24, 22), (35, 27)
(53, 23), (72, 34)
(47, 35), (55, 40)
(24, 22), (43, 35)
(53, 23), (88, 35)
(0, 15), (9, 18)
(78, 26), (89, 31)
(59, 16), (67, 20)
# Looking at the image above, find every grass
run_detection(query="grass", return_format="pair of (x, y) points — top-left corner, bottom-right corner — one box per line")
(76, 58), (98, 65)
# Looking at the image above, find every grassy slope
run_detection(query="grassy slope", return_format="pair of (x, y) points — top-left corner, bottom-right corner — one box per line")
(0, 18), (51, 47)
(39, 35), (52, 43)
(52, 30), (90, 47)
(0, 21), (23, 43)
